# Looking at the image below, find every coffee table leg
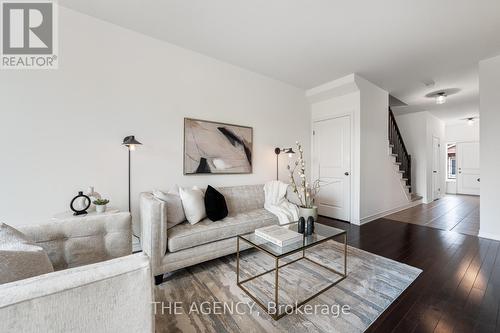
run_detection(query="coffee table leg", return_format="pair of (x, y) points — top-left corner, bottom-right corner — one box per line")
(237, 237), (240, 284)
(344, 233), (347, 276)
(274, 257), (279, 320)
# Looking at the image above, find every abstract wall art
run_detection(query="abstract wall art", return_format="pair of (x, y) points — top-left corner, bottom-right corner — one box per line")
(184, 118), (253, 174)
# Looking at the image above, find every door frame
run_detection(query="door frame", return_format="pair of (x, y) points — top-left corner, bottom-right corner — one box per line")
(432, 135), (441, 201)
(311, 113), (353, 222)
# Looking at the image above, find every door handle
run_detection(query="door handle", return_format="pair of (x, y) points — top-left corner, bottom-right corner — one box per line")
(477, 178), (480, 182)
(433, 171), (437, 173)
(344, 172), (350, 176)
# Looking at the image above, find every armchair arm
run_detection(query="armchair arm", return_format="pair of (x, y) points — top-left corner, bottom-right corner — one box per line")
(139, 192), (167, 276)
(0, 253), (154, 333)
(17, 212), (132, 271)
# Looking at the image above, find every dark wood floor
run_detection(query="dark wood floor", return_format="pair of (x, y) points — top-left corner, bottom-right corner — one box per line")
(385, 195), (480, 236)
(318, 216), (500, 333)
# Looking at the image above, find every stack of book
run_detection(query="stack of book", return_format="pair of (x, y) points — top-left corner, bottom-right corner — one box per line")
(255, 225), (303, 247)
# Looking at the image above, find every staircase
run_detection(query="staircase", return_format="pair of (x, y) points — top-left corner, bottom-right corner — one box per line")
(388, 108), (413, 199)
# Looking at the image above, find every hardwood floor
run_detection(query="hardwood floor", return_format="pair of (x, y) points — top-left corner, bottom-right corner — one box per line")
(385, 195), (480, 236)
(318, 215), (500, 333)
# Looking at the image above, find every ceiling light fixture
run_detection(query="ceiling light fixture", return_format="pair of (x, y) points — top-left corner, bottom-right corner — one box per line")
(435, 92), (447, 105)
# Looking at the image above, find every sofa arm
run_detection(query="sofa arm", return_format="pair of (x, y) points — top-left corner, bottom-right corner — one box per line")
(0, 253), (154, 333)
(17, 212), (132, 271)
(140, 192), (167, 275)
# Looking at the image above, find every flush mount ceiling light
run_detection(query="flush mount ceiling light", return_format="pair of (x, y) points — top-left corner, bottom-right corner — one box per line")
(435, 92), (447, 105)
(425, 88), (460, 105)
(461, 117), (478, 126)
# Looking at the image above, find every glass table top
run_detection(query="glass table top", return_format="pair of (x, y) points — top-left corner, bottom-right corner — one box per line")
(239, 221), (346, 258)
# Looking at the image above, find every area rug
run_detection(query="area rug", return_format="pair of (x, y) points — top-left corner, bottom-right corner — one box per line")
(155, 241), (421, 333)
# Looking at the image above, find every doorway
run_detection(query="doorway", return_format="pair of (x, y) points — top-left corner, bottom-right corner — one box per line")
(432, 136), (441, 200)
(312, 115), (351, 221)
(457, 142), (480, 195)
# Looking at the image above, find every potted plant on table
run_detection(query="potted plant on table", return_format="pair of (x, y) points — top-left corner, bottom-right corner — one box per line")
(287, 142), (321, 220)
(93, 198), (110, 213)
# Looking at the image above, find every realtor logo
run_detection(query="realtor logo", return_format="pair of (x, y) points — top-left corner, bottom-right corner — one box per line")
(1, 0), (58, 69)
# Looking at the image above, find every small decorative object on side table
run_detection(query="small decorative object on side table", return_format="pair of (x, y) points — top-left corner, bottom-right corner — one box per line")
(93, 198), (110, 213)
(70, 191), (91, 216)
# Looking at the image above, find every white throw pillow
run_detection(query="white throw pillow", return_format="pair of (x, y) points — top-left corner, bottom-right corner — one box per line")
(153, 186), (186, 229)
(0, 223), (54, 284)
(179, 186), (206, 224)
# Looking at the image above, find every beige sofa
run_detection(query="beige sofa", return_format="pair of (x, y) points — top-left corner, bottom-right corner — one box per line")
(140, 184), (281, 284)
(0, 213), (155, 333)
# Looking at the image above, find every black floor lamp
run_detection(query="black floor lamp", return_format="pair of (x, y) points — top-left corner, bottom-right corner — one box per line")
(122, 136), (142, 233)
(274, 147), (295, 180)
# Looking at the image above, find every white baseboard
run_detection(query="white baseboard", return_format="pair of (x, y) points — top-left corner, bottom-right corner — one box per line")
(359, 199), (423, 225)
(478, 231), (500, 241)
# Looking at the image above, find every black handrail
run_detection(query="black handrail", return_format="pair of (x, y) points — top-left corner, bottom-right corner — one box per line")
(388, 108), (412, 193)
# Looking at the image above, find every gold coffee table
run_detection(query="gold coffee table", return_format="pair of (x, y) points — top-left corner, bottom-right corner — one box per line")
(236, 222), (347, 320)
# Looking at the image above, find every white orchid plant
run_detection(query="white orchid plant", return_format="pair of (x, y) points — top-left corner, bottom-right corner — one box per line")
(287, 141), (321, 209)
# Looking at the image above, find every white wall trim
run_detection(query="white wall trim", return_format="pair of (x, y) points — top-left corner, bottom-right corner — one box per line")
(478, 231), (500, 241)
(359, 198), (423, 225)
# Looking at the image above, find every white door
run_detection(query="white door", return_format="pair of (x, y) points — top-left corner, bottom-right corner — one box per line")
(457, 142), (480, 195)
(432, 136), (441, 200)
(312, 116), (351, 221)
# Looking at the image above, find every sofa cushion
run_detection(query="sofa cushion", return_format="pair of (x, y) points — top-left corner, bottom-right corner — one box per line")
(179, 186), (206, 224)
(217, 185), (265, 215)
(204, 185), (228, 221)
(167, 208), (278, 253)
(153, 186), (186, 228)
(0, 223), (54, 284)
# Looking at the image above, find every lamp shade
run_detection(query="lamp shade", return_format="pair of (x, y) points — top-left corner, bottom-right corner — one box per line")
(122, 135), (142, 147)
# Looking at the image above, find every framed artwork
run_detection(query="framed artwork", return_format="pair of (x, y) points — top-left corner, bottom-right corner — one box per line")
(184, 118), (253, 175)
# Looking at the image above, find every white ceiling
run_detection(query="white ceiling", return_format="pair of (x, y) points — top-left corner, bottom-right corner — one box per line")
(61, 0), (500, 123)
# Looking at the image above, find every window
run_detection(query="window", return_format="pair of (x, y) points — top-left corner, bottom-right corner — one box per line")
(447, 143), (456, 179)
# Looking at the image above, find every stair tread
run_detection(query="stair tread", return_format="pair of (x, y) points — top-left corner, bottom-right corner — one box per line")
(410, 194), (423, 202)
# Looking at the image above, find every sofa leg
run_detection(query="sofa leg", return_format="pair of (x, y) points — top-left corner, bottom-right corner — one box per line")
(154, 274), (164, 285)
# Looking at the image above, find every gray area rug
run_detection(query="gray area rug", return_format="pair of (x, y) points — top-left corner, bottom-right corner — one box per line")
(155, 241), (421, 333)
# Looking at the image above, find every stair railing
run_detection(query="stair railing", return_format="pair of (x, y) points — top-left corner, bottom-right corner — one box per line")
(388, 108), (412, 192)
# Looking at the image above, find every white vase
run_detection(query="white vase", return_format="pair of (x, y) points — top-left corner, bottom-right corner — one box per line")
(96, 205), (107, 213)
(299, 206), (318, 221)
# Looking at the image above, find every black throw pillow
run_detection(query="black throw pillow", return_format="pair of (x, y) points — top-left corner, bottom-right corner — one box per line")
(204, 185), (228, 221)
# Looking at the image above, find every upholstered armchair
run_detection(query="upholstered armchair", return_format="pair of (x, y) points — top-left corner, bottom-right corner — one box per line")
(0, 213), (155, 333)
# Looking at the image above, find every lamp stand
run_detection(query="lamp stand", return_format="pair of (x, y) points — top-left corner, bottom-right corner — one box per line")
(128, 148), (131, 213)
(274, 147), (281, 181)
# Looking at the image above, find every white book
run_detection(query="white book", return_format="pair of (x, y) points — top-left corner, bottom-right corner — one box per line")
(255, 225), (303, 247)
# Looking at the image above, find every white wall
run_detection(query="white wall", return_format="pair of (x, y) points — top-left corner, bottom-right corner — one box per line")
(446, 121), (480, 143)
(0, 7), (309, 229)
(308, 74), (409, 224)
(395, 113), (427, 199)
(395, 112), (446, 203)
(479, 55), (500, 241)
(357, 76), (409, 221)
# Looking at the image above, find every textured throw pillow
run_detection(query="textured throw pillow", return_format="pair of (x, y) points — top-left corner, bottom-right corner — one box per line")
(179, 186), (206, 224)
(153, 186), (186, 229)
(0, 223), (54, 284)
(204, 185), (228, 221)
